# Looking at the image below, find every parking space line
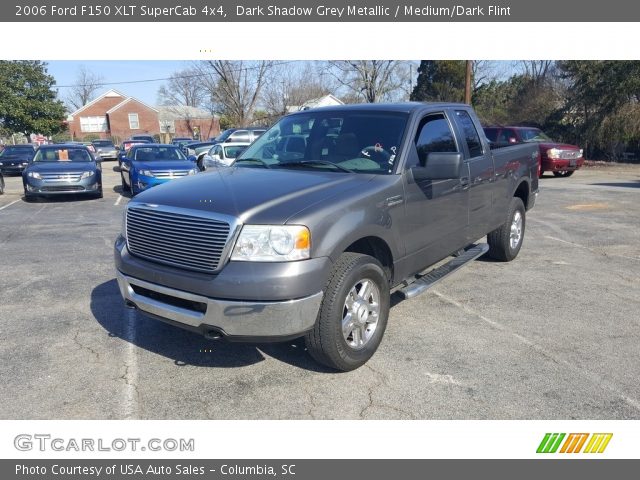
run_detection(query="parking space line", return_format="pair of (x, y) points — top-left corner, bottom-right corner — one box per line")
(545, 235), (640, 262)
(114, 195), (123, 206)
(431, 289), (640, 412)
(0, 199), (20, 211)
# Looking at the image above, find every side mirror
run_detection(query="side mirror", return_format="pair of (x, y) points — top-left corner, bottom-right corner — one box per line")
(188, 155), (197, 162)
(412, 152), (462, 181)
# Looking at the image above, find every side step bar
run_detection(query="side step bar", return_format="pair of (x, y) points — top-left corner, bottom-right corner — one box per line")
(398, 243), (489, 300)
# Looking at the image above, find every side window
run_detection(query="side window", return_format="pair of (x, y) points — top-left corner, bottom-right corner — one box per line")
(498, 128), (517, 144)
(455, 110), (484, 158)
(414, 113), (457, 167)
(230, 130), (250, 143)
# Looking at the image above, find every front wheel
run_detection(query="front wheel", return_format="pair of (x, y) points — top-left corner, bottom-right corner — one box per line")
(487, 197), (526, 262)
(305, 252), (390, 371)
(553, 170), (574, 177)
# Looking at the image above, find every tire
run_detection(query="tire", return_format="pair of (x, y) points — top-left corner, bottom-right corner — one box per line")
(120, 173), (127, 192)
(487, 197), (526, 262)
(0, 177), (4, 195)
(305, 252), (390, 371)
(95, 186), (103, 199)
(553, 170), (574, 177)
(128, 173), (135, 195)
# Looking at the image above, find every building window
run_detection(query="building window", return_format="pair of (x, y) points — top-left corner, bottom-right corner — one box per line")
(128, 113), (140, 129)
(79, 116), (107, 133)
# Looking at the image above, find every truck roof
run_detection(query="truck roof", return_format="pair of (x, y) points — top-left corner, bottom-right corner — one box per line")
(288, 101), (469, 115)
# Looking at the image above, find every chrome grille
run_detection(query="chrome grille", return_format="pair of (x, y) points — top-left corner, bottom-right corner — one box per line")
(558, 150), (581, 160)
(150, 170), (190, 179)
(41, 172), (83, 182)
(126, 206), (231, 273)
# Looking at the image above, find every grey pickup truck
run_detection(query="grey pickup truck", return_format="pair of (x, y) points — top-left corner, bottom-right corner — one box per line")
(115, 103), (539, 371)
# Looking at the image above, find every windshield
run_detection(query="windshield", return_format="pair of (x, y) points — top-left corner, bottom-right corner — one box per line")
(519, 128), (552, 142)
(33, 148), (92, 162)
(1, 146), (34, 156)
(214, 130), (233, 142)
(237, 111), (409, 174)
(132, 146), (187, 161)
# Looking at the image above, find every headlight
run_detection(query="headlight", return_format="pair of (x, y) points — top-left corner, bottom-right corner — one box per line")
(80, 171), (94, 179)
(231, 225), (310, 262)
(139, 169), (154, 177)
(188, 168), (198, 175)
(546, 148), (561, 159)
(579, 149), (584, 157)
(27, 171), (42, 179)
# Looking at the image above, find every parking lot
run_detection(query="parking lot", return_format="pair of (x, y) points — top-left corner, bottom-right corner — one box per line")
(0, 164), (639, 419)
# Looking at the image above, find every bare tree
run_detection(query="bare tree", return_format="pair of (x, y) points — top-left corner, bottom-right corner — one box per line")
(262, 63), (332, 121)
(157, 68), (205, 108)
(65, 65), (104, 111)
(514, 60), (556, 85)
(194, 61), (273, 127)
(324, 61), (408, 103)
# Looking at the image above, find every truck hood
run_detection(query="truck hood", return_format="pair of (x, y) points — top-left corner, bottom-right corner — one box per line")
(130, 166), (375, 224)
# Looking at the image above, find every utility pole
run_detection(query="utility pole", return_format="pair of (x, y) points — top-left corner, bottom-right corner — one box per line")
(464, 60), (472, 104)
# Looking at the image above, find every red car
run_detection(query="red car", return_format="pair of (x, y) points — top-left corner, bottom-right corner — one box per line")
(484, 126), (584, 177)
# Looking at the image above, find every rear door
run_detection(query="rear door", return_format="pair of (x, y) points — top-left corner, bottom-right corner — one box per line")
(451, 109), (496, 242)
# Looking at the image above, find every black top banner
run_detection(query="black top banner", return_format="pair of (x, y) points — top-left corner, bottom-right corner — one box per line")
(7, 0), (640, 22)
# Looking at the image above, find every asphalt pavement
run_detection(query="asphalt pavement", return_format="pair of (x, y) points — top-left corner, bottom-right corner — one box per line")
(0, 164), (639, 419)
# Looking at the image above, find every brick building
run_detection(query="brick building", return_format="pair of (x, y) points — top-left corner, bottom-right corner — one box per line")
(66, 89), (220, 143)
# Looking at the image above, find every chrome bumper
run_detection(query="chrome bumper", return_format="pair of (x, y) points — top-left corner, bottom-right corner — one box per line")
(116, 271), (323, 338)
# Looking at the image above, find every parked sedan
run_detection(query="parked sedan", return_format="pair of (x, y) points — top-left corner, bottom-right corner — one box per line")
(202, 142), (250, 169)
(22, 144), (103, 200)
(92, 139), (119, 161)
(0, 144), (37, 174)
(115, 144), (198, 195)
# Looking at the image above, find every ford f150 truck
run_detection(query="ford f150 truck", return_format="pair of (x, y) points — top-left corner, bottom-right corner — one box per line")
(483, 125), (583, 177)
(115, 103), (539, 371)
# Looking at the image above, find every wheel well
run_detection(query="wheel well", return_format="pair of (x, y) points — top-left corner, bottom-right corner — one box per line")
(514, 181), (530, 209)
(344, 237), (394, 283)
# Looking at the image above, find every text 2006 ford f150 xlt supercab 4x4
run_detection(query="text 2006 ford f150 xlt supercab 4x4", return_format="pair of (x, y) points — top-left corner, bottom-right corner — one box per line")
(115, 103), (539, 371)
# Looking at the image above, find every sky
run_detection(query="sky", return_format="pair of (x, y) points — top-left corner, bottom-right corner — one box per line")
(46, 60), (191, 106)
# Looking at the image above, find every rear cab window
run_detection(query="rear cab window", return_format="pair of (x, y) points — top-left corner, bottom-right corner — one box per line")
(455, 110), (484, 158)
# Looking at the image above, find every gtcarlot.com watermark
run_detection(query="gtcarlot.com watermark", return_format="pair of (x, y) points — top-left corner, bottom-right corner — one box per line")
(14, 434), (195, 452)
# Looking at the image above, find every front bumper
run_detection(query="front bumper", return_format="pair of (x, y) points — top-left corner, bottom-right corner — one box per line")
(542, 157), (584, 172)
(133, 175), (170, 193)
(24, 176), (100, 195)
(116, 270), (323, 340)
(114, 237), (329, 339)
(0, 163), (28, 174)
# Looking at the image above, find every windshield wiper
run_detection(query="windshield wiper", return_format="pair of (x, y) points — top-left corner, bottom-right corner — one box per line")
(234, 158), (272, 169)
(278, 160), (354, 173)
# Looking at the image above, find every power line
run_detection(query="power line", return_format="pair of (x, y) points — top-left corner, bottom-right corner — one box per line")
(54, 60), (298, 88)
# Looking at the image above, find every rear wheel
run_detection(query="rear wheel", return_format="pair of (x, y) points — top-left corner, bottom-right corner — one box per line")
(553, 170), (574, 177)
(120, 173), (127, 192)
(487, 197), (526, 262)
(305, 252), (390, 371)
(0, 177), (4, 195)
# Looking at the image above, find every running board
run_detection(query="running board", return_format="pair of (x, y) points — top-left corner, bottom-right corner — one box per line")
(398, 243), (489, 300)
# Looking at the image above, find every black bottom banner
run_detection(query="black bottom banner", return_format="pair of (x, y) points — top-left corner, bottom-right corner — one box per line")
(4, 459), (638, 480)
